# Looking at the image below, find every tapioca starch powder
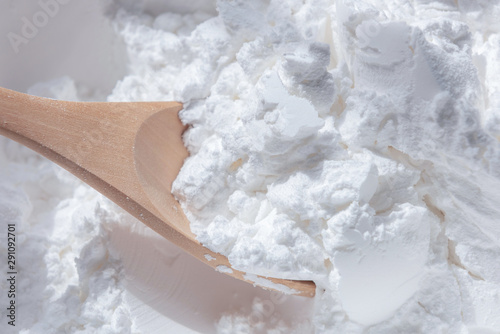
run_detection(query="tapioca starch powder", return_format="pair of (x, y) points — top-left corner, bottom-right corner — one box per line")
(166, 0), (500, 332)
(1, 0), (500, 333)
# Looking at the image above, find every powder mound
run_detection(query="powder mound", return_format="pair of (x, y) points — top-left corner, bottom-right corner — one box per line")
(106, 0), (500, 332)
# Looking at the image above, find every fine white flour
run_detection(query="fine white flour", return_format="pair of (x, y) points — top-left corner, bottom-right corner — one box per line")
(1, 0), (500, 333)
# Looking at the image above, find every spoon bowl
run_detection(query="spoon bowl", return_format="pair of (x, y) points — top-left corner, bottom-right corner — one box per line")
(0, 87), (315, 297)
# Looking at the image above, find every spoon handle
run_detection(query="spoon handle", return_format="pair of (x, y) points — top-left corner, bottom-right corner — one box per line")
(0, 86), (184, 233)
(0, 87), (177, 192)
(0, 87), (75, 155)
(0, 84), (197, 246)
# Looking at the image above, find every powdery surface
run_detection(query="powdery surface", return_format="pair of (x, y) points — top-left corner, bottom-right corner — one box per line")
(1, 0), (500, 333)
(163, 0), (500, 333)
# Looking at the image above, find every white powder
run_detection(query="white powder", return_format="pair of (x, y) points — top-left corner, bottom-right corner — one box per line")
(216, 265), (234, 274)
(0, 125), (134, 333)
(243, 274), (299, 295)
(2, 0), (500, 333)
(205, 254), (216, 261)
(165, 0), (500, 332)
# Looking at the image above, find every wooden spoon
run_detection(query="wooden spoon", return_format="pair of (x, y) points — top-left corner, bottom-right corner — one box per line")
(0, 87), (315, 297)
